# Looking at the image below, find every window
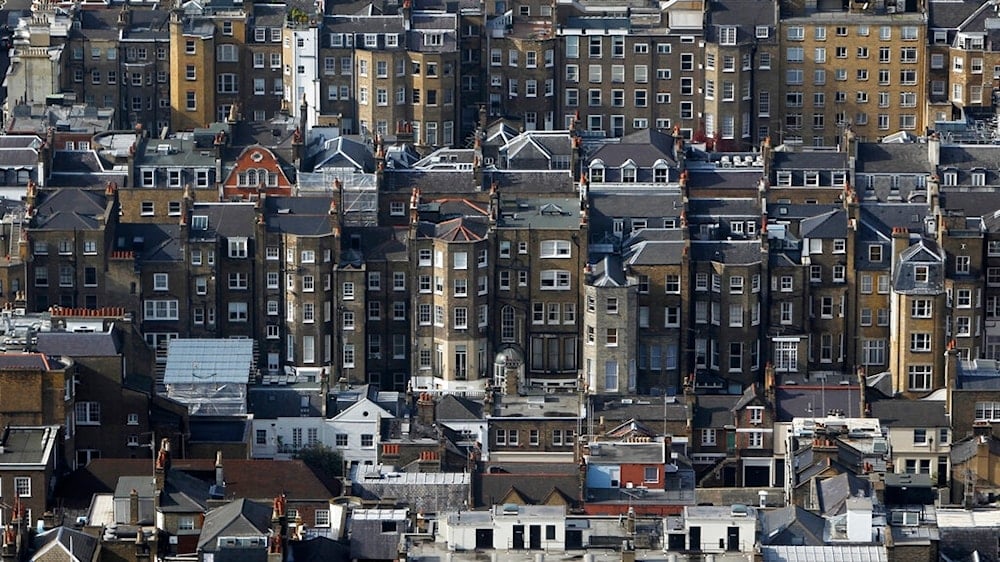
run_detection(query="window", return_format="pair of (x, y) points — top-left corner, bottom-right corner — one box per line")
(228, 238), (248, 258)
(957, 288), (972, 308)
(665, 275), (681, 294)
(14, 477), (30, 498)
(911, 333), (932, 352)
(606, 328), (618, 347)
(540, 240), (571, 258)
(701, 429), (717, 446)
(775, 341), (798, 371)
(75, 402), (100, 425)
(144, 300), (179, 320)
(908, 365), (932, 391)
(540, 270), (571, 290)
(228, 302), (248, 322)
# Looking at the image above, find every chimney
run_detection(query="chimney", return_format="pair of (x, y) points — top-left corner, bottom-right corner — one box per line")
(944, 340), (960, 402)
(154, 438), (171, 492)
(928, 174), (941, 214)
(215, 450), (224, 488)
(891, 226), (910, 268)
(129, 488), (139, 525)
(928, 132), (941, 168)
(292, 127), (305, 171)
(417, 392), (435, 425)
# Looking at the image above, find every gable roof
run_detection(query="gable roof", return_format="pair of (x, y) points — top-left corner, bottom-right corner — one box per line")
(58, 458), (339, 509)
(332, 397), (394, 421)
(197, 498), (272, 551)
(760, 505), (827, 546)
(32, 189), (108, 231)
(435, 394), (483, 421)
(32, 526), (99, 562)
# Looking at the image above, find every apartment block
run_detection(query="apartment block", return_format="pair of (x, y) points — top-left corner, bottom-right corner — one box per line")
(778, 4), (925, 145)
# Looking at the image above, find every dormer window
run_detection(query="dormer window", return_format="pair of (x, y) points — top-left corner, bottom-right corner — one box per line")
(589, 159), (605, 183)
(621, 160), (637, 183)
(973, 170), (987, 186)
(914, 265), (929, 283)
(776, 171), (792, 186)
(804, 171), (820, 187)
(653, 159), (669, 183)
(944, 170), (958, 186)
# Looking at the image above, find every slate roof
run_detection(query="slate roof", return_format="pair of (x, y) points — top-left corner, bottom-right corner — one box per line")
(588, 128), (678, 168)
(590, 254), (627, 287)
(35, 331), (121, 357)
(687, 197), (760, 217)
(68, 8), (118, 39)
(772, 151), (849, 171)
(760, 505), (826, 546)
(484, 170), (575, 194)
(799, 209), (848, 239)
(125, 7), (171, 39)
(312, 136), (375, 173)
(690, 240), (763, 265)
(928, 0), (983, 29)
(501, 131), (575, 162)
(940, 145), (1000, 169)
(288, 536), (350, 562)
(816, 472), (871, 517)
(590, 396), (689, 424)
(350, 517), (406, 560)
(32, 189), (107, 231)
(382, 169), (480, 193)
(869, 399), (949, 428)
(855, 143), (934, 175)
(435, 394), (483, 421)
(114, 223), (181, 262)
(0, 353), (61, 370)
(893, 240), (945, 294)
(477, 462), (580, 508)
(687, 169), (763, 190)
(417, 217), (488, 242)
(189, 418), (249, 443)
(692, 395), (738, 428)
(0, 136), (40, 149)
(625, 240), (686, 266)
(248, 387), (328, 419)
(198, 498), (272, 552)
(33, 527), (99, 561)
(189, 203), (257, 240)
(0, 426), (58, 466)
(265, 196), (337, 236)
(774, 385), (863, 422)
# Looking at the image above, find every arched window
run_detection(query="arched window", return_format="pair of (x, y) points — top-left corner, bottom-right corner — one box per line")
(501, 306), (516, 341)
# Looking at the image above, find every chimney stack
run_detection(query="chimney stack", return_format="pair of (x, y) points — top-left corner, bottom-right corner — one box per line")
(129, 488), (139, 525)
(215, 451), (224, 488)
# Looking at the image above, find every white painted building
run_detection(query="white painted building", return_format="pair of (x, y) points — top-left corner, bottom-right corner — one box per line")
(282, 23), (320, 130)
(440, 505), (567, 551)
(671, 505), (758, 554)
(251, 397), (391, 468)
